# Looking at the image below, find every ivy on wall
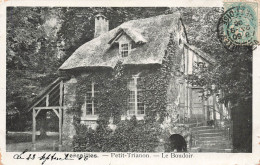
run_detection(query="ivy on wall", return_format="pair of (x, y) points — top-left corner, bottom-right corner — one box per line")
(71, 33), (182, 152)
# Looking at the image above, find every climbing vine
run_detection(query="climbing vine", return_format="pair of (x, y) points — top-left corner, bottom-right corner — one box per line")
(71, 33), (182, 152)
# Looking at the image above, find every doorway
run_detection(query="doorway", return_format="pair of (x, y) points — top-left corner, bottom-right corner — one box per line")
(190, 88), (204, 122)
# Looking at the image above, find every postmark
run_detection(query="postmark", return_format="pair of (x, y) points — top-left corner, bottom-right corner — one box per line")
(218, 0), (260, 49)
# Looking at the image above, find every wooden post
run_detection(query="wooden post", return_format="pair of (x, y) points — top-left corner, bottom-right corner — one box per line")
(58, 107), (62, 151)
(179, 83), (184, 123)
(219, 90), (223, 121)
(184, 82), (188, 123)
(206, 99), (209, 121)
(59, 80), (63, 151)
(181, 83), (185, 123)
(32, 108), (36, 151)
(201, 90), (205, 125)
(219, 103), (223, 121)
(59, 80), (63, 106)
(213, 94), (217, 126)
(46, 94), (49, 107)
(188, 87), (192, 120)
(186, 85), (189, 119)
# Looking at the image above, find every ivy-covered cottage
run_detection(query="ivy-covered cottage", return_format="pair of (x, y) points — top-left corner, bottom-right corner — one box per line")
(28, 13), (232, 152)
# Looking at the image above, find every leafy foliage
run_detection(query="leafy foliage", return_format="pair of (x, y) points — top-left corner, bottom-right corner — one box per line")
(6, 7), (169, 117)
(6, 7), (63, 130)
(173, 7), (252, 152)
(7, 7), (251, 152)
(7, 7), (62, 70)
(173, 7), (223, 56)
(73, 116), (161, 152)
(71, 32), (179, 151)
(187, 46), (252, 152)
(110, 117), (161, 152)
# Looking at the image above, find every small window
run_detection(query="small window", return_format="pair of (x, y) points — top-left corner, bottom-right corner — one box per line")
(127, 76), (145, 116)
(197, 62), (205, 72)
(198, 62), (204, 68)
(120, 43), (131, 57)
(82, 82), (99, 116)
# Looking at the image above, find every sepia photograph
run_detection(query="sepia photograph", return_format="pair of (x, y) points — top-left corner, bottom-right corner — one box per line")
(6, 6), (252, 154)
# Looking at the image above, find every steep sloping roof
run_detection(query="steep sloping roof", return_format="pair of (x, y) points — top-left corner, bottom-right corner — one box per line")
(27, 78), (62, 112)
(59, 13), (181, 70)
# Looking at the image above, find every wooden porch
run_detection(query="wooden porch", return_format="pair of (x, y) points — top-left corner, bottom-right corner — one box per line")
(28, 78), (64, 151)
(178, 84), (231, 127)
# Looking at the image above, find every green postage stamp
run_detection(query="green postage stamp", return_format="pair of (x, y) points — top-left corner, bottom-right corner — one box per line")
(222, 0), (260, 46)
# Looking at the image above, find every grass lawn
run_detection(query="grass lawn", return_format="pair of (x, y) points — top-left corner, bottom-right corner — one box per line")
(6, 132), (32, 144)
(6, 132), (59, 152)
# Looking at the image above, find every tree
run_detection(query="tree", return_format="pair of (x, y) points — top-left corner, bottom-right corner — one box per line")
(188, 46), (252, 152)
(6, 7), (63, 132)
(171, 7), (252, 152)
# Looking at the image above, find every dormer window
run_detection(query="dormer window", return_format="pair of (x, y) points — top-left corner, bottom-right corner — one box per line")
(120, 43), (131, 57)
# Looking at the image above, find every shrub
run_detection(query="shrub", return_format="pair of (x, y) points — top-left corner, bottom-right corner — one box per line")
(72, 116), (161, 152)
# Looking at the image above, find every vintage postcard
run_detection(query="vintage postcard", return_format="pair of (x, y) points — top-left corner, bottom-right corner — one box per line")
(0, 0), (259, 164)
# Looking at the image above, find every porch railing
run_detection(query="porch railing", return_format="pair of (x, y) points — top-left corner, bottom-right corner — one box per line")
(206, 105), (232, 142)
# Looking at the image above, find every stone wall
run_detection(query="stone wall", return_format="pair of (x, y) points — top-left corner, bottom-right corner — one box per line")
(62, 77), (77, 151)
(160, 27), (191, 151)
(60, 22), (190, 151)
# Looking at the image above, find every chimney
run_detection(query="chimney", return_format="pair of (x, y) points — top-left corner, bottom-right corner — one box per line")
(94, 13), (109, 38)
